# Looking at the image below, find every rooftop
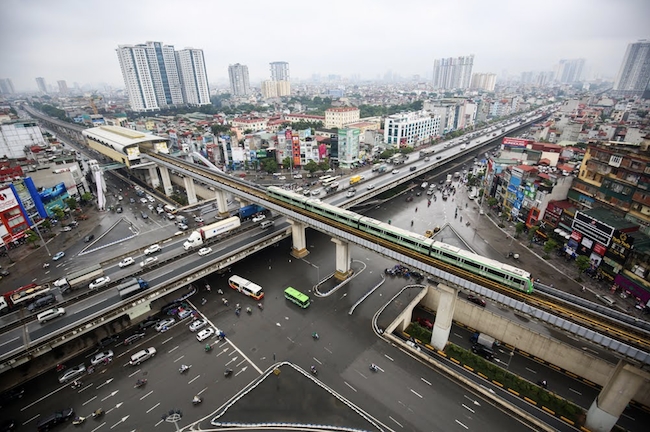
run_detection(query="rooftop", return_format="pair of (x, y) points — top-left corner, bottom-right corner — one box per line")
(82, 125), (167, 148)
(583, 207), (640, 231)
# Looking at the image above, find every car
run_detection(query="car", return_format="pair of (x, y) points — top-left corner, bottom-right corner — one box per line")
(252, 214), (266, 223)
(426, 189), (435, 196)
(346, 190), (356, 198)
(155, 318), (176, 332)
(98, 334), (121, 348)
(90, 350), (114, 366)
(177, 223), (188, 230)
(67, 221), (78, 228)
(146, 195), (155, 203)
(467, 294), (486, 307)
(303, 189), (312, 196)
(52, 251), (65, 261)
(196, 327), (215, 342)
(83, 234), (95, 243)
(424, 157), (431, 162)
(140, 211), (149, 219)
(166, 213), (176, 220)
(61, 226), (72, 232)
(58, 364), (86, 383)
(123, 332), (146, 345)
(147, 204), (154, 211)
(293, 174), (302, 179)
(36, 408), (74, 431)
(479, 209), (485, 215)
(194, 217), (204, 223)
(416, 317), (433, 330)
(140, 198), (148, 204)
(129, 197), (136, 204)
(139, 319), (159, 330)
(27, 294), (56, 312)
(0, 418), (16, 432)
(89, 276), (111, 290)
(471, 344), (495, 360)
(144, 244), (162, 255)
(0, 386), (24, 405)
(326, 168), (334, 173)
(141, 257), (158, 267)
(367, 184), (375, 190)
(436, 156), (442, 160)
(392, 169), (400, 174)
(278, 176), (286, 180)
(189, 319), (207, 332)
(177, 309), (193, 320)
(116, 206), (123, 213)
(198, 247), (212, 256)
(311, 189), (321, 196)
(119, 257), (135, 268)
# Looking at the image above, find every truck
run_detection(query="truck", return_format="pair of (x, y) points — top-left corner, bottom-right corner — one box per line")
(388, 153), (407, 165)
(183, 216), (241, 250)
(419, 148), (436, 159)
(470, 332), (497, 348)
(118, 277), (150, 299)
(238, 204), (265, 220)
(371, 164), (387, 173)
(446, 174), (453, 185)
(53, 264), (104, 294)
(0, 283), (52, 313)
(349, 175), (363, 185)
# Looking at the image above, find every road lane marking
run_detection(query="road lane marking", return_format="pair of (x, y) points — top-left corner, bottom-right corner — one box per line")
(236, 359), (246, 367)
(188, 375), (200, 384)
(146, 402), (160, 413)
(0, 336), (20, 347)
(525, 367), (537, 374)
(356, 370), (368, 379)
(344, 381), (357, 392)
(92, 422), (106, 432)
(20, 384), (69, 411)
(162, 336), (173, 344)
(174, 355), (184, 362)
(83, 395), (98, 406)
(22, 414), (40, 425)
(312, 357), (322, 365)
(462, 404), (475, 413)
(410, 389), (423, 398)
(389, 416), (403, 428)
(455, 419), (469, 429)
(140, 390), (153, 400)
(168, 346), (179, 353)
(324, 347), (332, 354)
(128, 369), (141, 377)
(197, 387), (207, 396)
(421, 378), (432, 386)
(384, 354), (394, 361)
(569, 388), (582, 395)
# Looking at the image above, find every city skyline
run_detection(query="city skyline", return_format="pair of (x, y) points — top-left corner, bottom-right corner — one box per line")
(1, 0), (648, 91)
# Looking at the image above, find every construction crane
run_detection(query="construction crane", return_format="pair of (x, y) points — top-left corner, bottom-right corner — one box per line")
(88, 92), (103, 115)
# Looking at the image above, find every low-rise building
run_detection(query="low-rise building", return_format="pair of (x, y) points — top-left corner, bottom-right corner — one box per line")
(325, 107), (360, 128)
(383, 111), (440, 148)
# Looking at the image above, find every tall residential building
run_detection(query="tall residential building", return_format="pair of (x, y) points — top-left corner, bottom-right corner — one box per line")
(613, 40), (650, 97)
(384, 111), (441, 147)
(175, 48), (210, 105)
(228, 63), (251, 97)
(57, 80), (68, 94)
(337, 128), (361, 168)
(556, 59), (585, 83)
(270, 62), (290, 81)
(325, 107), (360, 129)
(432, 55), (474, 90)
(35, 77), (47, 94)
(261, 80), (277, 98)
(116, 41), (203, 112)
(470, 73), (497, 91)
(0, 79), (15, 94)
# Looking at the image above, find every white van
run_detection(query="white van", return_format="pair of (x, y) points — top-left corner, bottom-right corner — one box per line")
(599, 296), (616, 307)
(37, 307), (66, 324)
(260, 220), (275, 229)
(130, 347), (157, 365)
(163, 205), (177, 214)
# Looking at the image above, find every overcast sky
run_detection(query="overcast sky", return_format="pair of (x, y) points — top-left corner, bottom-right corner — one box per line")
(1, 0), (648, 92)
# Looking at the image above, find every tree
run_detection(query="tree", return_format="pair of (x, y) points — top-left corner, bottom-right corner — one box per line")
(243, 129), (253, 134)
(527, 227), (538, 246)
(304, 160), (319, 174)
(575, 255), (591, 274)
(65, 197), (78, 210)
(281, 157), (292, 169)
(52, 207), (65, 220)
(261, 158), (278, 174)
(41, 220), (51, 230)
(543, 239), (558, 258)
(24, 230), (39, 247)
(81, 192), (93, 203)
(514, 222), (526, 239)
(487, 197), (499, 208)
(318, 161), (330, 172)
(211, 124), (231, 135)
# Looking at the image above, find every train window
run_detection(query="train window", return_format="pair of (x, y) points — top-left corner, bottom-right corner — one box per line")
(463, 259), (480, 270)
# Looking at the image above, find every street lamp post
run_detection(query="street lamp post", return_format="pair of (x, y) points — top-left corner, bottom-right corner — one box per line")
(32, 222), (51, 257)
(506, 349), (515, 371)
(311, 263), (320, 286)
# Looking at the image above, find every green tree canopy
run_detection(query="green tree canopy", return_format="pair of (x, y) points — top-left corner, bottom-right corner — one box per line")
(575, 255), (591, 274)
(304, 160), (319, 173)
(543, 239), (558, 257)
(261, 158), (278, 174)
(65, 197), (77, 210)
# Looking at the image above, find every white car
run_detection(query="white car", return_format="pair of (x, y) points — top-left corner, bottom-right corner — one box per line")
(293, 174), (302, 179)
(58, 364), (86, 383)
(392, 169), (400, 174)
(311, 189), (321, 196)
(139, 198), (148, 204)
(198, 247), (212, 256)
(367, 184), (375, 190)
(178, 309), (194, 320)
(146, 195), (155, 203)
(89, 276), (111, 290)
(196, 327), (215, 342)
(189, 319), (207, 332)
(90, 350), (114, 366)
(252, 214), (266, 223)
(178, 223), (189, 231)
(144, 244), (162, 255)
(141, 257), (158, 267)
(119, 257), (135, 268)
(194, 217), (204, 223)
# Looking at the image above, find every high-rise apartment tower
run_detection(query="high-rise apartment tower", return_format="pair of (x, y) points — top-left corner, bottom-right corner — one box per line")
(228, 64), (251, 97)
(432, 55), (474, 90)
(613, 40), (650, 97)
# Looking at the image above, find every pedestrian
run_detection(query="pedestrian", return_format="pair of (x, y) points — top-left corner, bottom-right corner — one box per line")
(415, 207), (418, 213)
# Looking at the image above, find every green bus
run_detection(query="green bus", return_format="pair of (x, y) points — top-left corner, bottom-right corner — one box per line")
(284, 287), (310, 308)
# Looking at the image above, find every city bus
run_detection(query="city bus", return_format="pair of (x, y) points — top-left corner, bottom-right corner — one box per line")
(322, 176), (340, 187)
(228, 275), (264, 300)
(284, 287), (310, 308)
(318, 175), (333, 183)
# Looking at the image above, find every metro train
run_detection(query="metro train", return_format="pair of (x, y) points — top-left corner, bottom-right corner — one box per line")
(266, 186), (534, 293)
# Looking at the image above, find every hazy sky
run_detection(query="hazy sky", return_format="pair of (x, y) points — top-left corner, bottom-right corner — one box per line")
(1, 0), (648, 92)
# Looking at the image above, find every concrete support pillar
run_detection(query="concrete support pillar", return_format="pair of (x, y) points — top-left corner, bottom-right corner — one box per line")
(215, 190), (229, 217)
(235, 197), (249, 208)
(430, 284), (457, 350)
(159, 166), (173, 196)
(585, 360), (650, 432)
(288, 220), (309, 258)
(331, 238), (352, 280)
(148, 167), (160, 189)
(183, 176), (198, 205)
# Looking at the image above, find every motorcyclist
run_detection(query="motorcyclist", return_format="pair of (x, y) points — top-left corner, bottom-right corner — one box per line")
(370, 363), (378, 371)
(257, 302), (263, 310)
(310, 365), (317, 373)
(246, 306), (252, 314)
(312, 332), (319, 339)
(205, 344), (211, 351)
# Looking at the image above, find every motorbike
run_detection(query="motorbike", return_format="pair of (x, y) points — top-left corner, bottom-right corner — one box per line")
(246, 307), (252, 315)
(222, 298), (229, 306)
(179, 364), (192, 374)
(56, 364), (66, 372)
(312, 332), (319, 340)
(257, 303), (263, 310)
(310, 366), (318, 376)
(43, 262), (50, 269)
(92, 408), (104, 419)
(204, 344), (212, 352)
(192, 395), (202, 405)
(224, 368), (233, 377)
(201, 298), (207, 306)
(134, 379), (147, 388)
(71, 381), (83, 389)
(369, 364), (379, 373)
(73, 416), (85, 426)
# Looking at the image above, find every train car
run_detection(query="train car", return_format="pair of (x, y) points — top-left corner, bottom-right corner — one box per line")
(357, 216), (434, 255)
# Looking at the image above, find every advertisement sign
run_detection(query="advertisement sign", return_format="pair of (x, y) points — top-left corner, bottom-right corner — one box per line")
(502, 137), (533, 147)
(593, 243), (607, 256)
(0, 187), (19, 213)
(570, 231), (582, 241)
(572, 211), (614, 246)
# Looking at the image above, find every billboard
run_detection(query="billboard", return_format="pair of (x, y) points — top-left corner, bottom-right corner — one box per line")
(0, 187), (19, 213)
(502, 137), (533, 147)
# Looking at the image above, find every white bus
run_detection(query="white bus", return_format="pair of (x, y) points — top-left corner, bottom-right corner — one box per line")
(322, 176), (340, 187)
(228, 275), (264, 300)
(318, 175), (333, 183)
